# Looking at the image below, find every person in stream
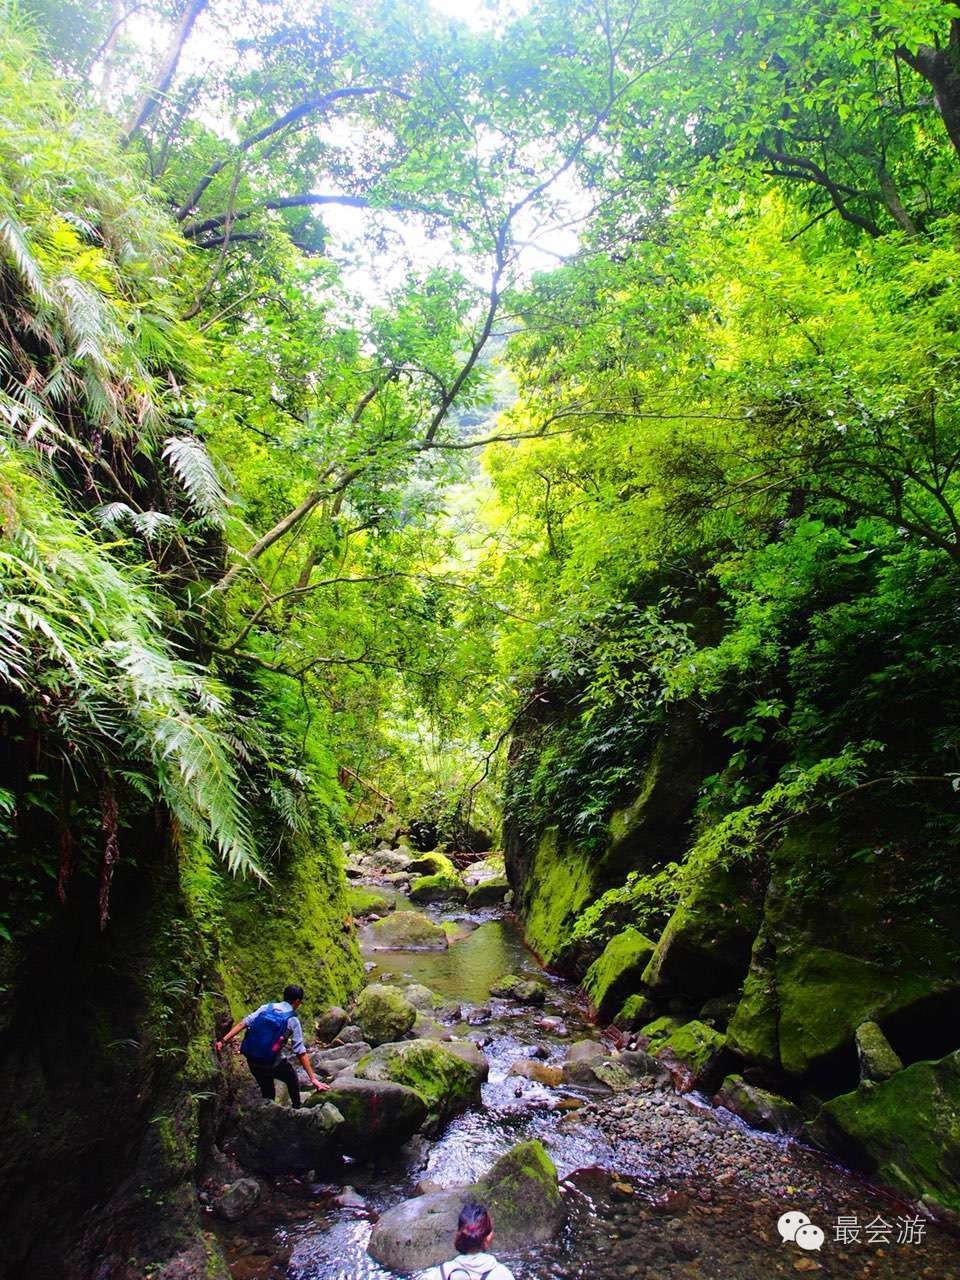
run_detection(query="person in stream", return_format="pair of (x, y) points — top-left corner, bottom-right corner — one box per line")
(419, 1203), (515, 1280)
(215, 983), (327, 1107)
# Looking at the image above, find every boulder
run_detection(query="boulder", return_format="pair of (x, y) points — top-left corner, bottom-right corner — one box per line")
(310, 1040), (370, 1079)
(714, 1074), (804, 1135)
(412, 1012), (449, 1040)
(651, 1019), (728, 1092)
(636, 1015), (684, 1052)
(347, 886), (392, 918)
(409, 873), (467, 905)
(366, 848), (414, 873)
(404, 983), (440, 1010)
(582, 927), (656, 1023)
(213, 1178), (261, 1222)
(367, 1140), (563, 1271)
(355, 1039), (487, 1131)
(490, 975), (547, 1005)
(463, 852), (506, 884)
(856, 1021), (904, 1082)
(370, 910), (449, 951)
(642, 861), (761, 1002)
(614, 994), (657, 1031)
(306, 1078), (427, 1152)
(408, 852), (459, 877)
(466, 877), (511, 907)
(619, 1049), (673, 1087)
(812, 1050), (960, 1213)
(698, 993), (741, 1031)
(335, 1024), (366, 1044)
(314, 1006), (348, 1044)
(509, 1059), (564, 1087)
(233, 1099), (344, 1174)
(355, 984), (417, 1046)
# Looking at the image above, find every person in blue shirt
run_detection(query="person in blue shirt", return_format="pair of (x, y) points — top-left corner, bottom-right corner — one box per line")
(216, 983), (327, 1107)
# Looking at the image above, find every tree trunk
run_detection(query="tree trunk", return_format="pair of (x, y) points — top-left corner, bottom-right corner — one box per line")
(123, 0), (209, 144)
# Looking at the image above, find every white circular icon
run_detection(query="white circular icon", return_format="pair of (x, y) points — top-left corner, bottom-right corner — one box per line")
(795, 1224), (825, 1251)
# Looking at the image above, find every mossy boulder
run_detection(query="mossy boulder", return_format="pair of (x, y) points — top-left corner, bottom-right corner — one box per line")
(367, 1140), (564, 1271)
(408, 872), (467, 904)
(812, 1050), (960, 1213)
(514, 827), (598, 967)
(346, 886), (392, 918)
(614, 993), (658, 1031)
(354, 984), (417, 1046)
(355, 1038), (486, 1131)
(308, 1078), (428, 1152)
(467, 877), (511, 906)
(314, 1005), (348, 1043)
(490, 974), (547, 1004)
(714, 1075), (803, 1135)
(403, 983), (440, 1010)
(369, 910), (448, 951)
(582, 927), (656, 1023)
(408, 851), (459, 877)
(652, 1019), (728, 1092)
(637, 1015), (684, 1053)
(233, 1099), (344, 1174)
(856, 1021), (904, 1083)
(642, 861), (761, 1002)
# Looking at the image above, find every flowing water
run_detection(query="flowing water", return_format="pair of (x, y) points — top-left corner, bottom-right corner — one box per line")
(215, 898), (960, 1280)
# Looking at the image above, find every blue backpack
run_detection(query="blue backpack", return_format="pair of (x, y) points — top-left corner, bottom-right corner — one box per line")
(241, 1004), (295, 1066)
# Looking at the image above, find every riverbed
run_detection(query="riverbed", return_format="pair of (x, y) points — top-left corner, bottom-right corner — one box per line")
(214, 903), (960, 1280)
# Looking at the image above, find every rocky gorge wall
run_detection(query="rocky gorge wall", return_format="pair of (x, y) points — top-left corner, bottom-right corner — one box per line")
(504, 703), (960, 1219)
(0, 825), (362, 1280)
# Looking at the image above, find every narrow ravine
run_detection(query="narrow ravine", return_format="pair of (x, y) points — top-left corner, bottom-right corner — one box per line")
(212, 871), (960, 1280)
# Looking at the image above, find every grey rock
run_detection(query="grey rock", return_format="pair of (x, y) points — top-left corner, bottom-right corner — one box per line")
(213, 1178), (261, 1222)
(233, 1100), (344, 1175)
(315, 1006), (348, 1043)
(856, 1020), (904, 1082)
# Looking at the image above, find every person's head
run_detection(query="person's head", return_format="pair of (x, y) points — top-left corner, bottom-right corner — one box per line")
(283, 983), (305, 1007)
(455, 1202), (493, 1255)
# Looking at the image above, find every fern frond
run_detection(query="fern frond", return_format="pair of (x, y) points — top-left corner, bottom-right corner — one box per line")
(162, 435), (228, 525)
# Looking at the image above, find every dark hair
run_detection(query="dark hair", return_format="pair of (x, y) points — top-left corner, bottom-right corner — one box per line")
(284, 984), (305, 1004)
(455, 1202), (493, 1254)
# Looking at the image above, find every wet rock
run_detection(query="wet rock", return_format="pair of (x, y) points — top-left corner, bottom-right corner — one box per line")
(366, 848), (414, 873)
(466, 877), (511, 907)
(537, 1016), (568, 1036)
(652, 1019), (728, 1092)
(412, 1011), (450, 1040)
(344, 862), (364, 879)
(582, 927), (657, 1023)
(404, 983), (440, 1010)
(314, 1006), (348, 1044)
(490, 975), (547, 1004)
(619, 1048), (673, 1086)
(335, 1024), (366, 1044)
(367, 1140), (564, 1271)
(408, 873), (468, 905)
(812, 1049), (960, 1212)
(355, 1038), (486, 1131)
(714, 1074), (803, 1135)
(465, 1005), (492, 1025)
(614, 994), (658, 1031)
(855, 1020), (904, 1082)
(509, 1059), (564, 1087)
(531, 1044), (550, 1059)
(355, 984), (417, 1046)
(370, 910), (448, 951)
(334, 1186), (367, 1210)
(437, 1002), (462, 1023)
(213, 1178), (261, 1222)
(309, 1078), (427, 1152)
(347, 886), (392, 918)
(233, 1099), (344, 1175)
(565, 1039), (605, 1064)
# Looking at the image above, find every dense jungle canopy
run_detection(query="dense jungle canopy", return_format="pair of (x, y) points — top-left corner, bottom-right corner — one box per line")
(2, 0), (960, 1273)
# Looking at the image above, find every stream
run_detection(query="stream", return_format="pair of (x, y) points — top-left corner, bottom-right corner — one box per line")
(215, 895), (960, 1280)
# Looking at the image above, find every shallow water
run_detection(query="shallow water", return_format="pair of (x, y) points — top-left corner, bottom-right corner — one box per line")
(216, 904), (960, 1280)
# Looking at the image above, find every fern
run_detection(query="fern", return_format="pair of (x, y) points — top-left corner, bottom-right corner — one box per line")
(162, 435), (228, 526)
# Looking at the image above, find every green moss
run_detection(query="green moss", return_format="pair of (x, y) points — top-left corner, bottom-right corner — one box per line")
(638, 1015), (684, 1052)
(475, 1139), (561, 1234)
(614, 993), (657, 1030)
(522, 827), (597, 965)
(355, 984), (417, 1045)
(217, 828), (363, 1021)
(408, 871), (466, 903)
(725, 930), (779, 1069)
(657, 1019), (726, 1073)
(820, 1051), (960, 1212)
(356, 1039), (482, 1126)
(408, 852), (459, 877)
(346, 886), (391, 917)
(582, 927), (656, 1022)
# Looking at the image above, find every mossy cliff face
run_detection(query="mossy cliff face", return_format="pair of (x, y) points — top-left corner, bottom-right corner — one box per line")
(505, 699), (960, 1209)
(0, 826), (361, 1280)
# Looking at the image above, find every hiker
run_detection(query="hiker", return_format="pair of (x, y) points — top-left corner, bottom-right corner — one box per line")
(215, 983), (328, 1108)
(419, 1202), (515, 1280)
